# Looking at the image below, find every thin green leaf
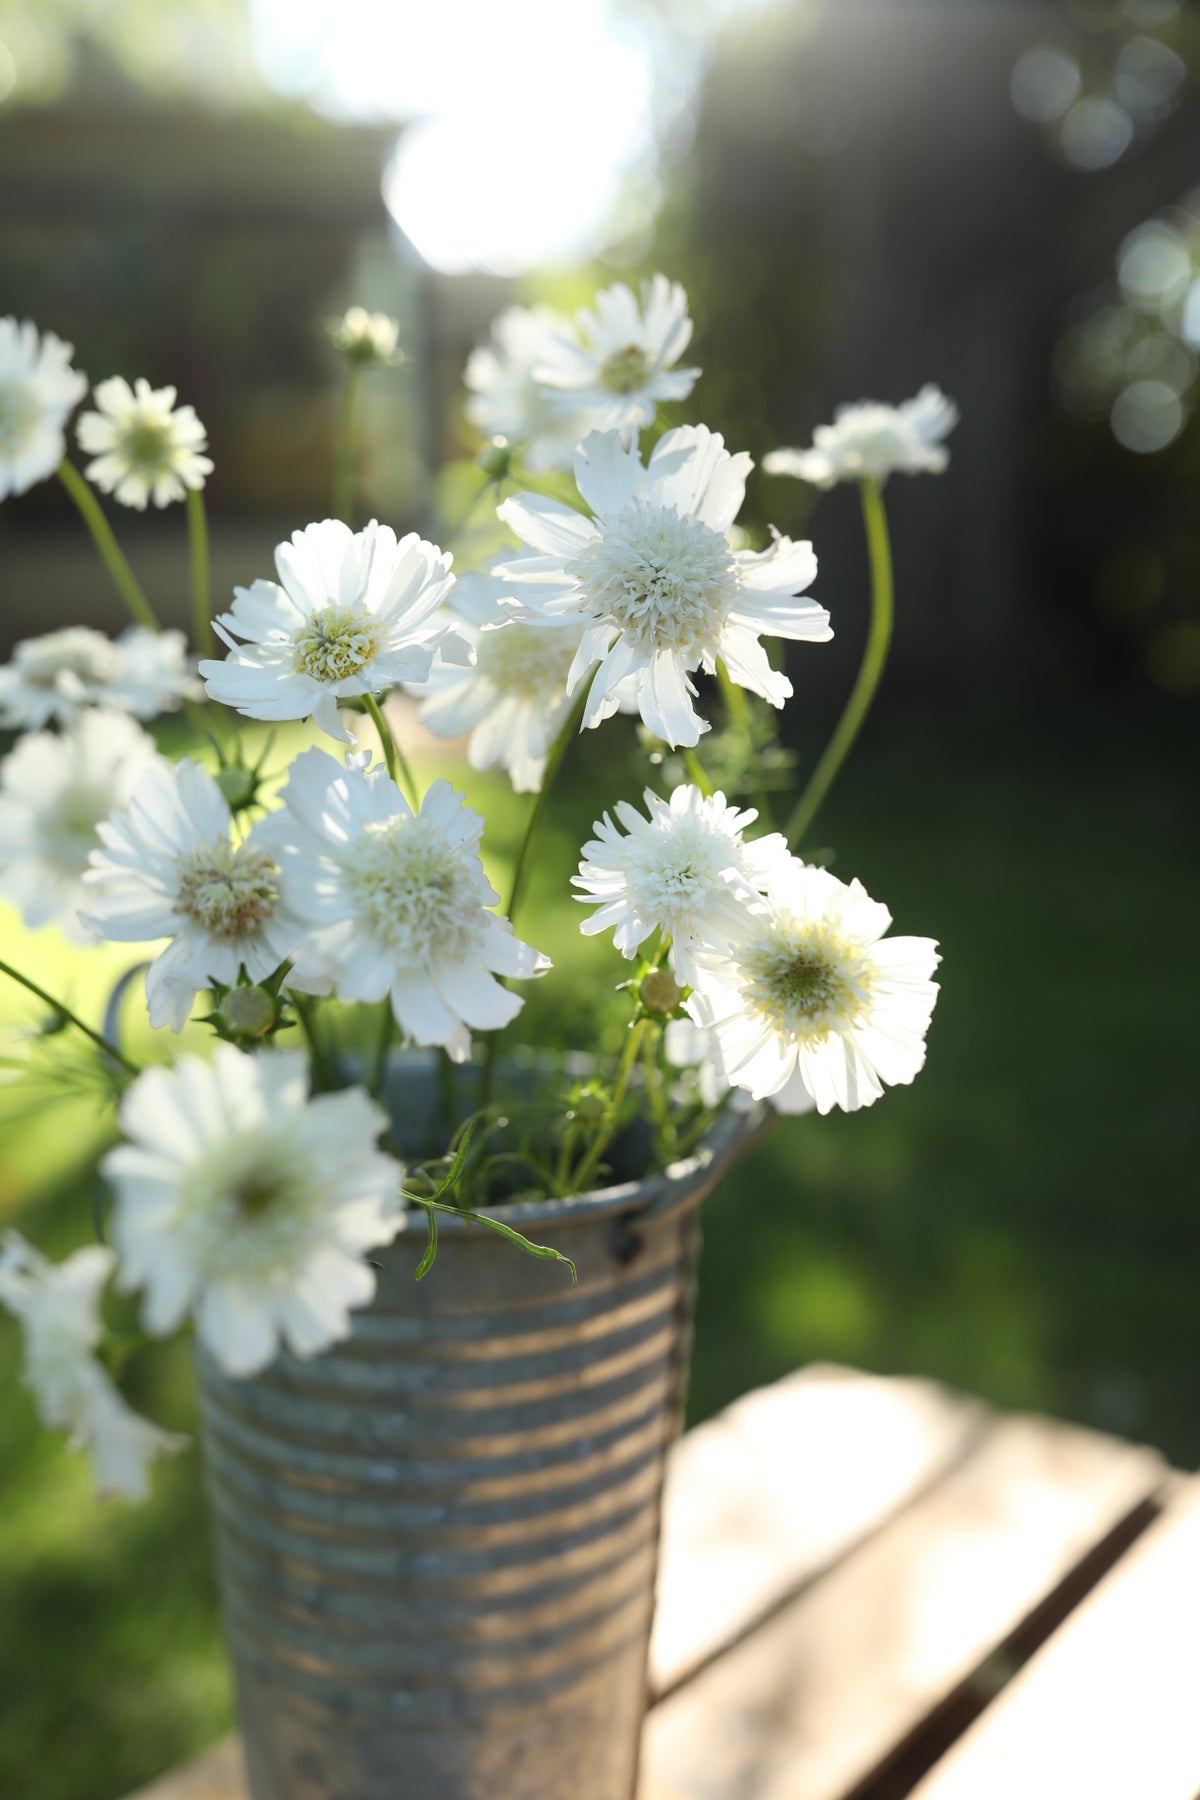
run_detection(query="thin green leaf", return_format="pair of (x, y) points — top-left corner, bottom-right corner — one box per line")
(423, 1198), (577, 1284)
(413, 1204), (438, 1280)
(406, 1118), (478, 1205)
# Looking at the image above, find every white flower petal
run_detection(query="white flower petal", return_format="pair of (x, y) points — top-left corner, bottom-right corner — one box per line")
(102, 1046), (404, 1377)
(689, 858), (940, 1117)
(766, 387), (957, 488)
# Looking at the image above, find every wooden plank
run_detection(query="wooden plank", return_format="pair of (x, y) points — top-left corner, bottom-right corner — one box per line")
(907, 1477), (1200, 1800)
(650, 1363), (986, 1696)
(658, 1360), (985, 1699)
(120, 1739), (245, 1800)
(639, 1411), (1164, 1800)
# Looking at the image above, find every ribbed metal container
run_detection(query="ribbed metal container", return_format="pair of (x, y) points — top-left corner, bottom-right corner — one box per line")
(196, 1064), (760, 1800)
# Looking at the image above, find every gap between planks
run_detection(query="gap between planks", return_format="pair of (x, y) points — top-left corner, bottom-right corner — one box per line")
(639, 1398), (1165, 1800)
(904, 1473), (1200, 1800)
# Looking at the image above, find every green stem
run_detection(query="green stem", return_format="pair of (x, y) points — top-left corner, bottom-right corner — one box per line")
(683, 746), (714, 799)
(717, 658), (774, 826)
(479, 692), (585, 1114)
(369, 1001), (394, 1099)
(785, 477), (894, 850)
(507, 464), (590, 514)
(438, 1051), (458, 1139)
(444, 469), (497, 541)
(554, 1118), (579, 1194)
(292, 995), (334, 1091)
(333, 362), (365, 525)
(505, 689), (586, 927)
(641, 1023), (676, 1166)
(676, 1085), (734, 1158)
(58, 460), (161, 632)
(362, 692), (420, 810)
(0, 959), (140, 1077)
(570, 1018), (650, 1194)
(186, 486), (213, 659)
(716, 658), (750, 732)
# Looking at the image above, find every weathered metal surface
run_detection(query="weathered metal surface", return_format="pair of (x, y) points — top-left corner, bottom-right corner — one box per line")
(196, 1070), (761, 1800)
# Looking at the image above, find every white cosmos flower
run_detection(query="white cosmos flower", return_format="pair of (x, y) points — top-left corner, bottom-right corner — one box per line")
(496, 425), (832, 749)
(574, 783), (790, 977)
(534, 275), (699, 441)
(101, 1047), (406, 1378)
(76, 376), (213, 510)
(0, 1232), (185, 1500)
(464, 303), (591, 473)
(764, 386), (958, 488)
(200, 517), (465, 743)
(686, 859), (940, 1115)
(272, 748), (549, 1062)
(81, 757), (312, 1032)
(0, 625), (198, 729)
(0, 317), (87, 500)
(0, 710), (161, 941)
(406, 566), (587, 793)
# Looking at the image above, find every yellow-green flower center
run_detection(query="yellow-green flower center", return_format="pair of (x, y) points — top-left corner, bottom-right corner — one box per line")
(118, 418), (175, 477)
(741, 919), (872, 1045)
(349, 816), (485, 962)
(474, 623), (577, 702)
(175, 841), (279, 939)
(567, 500), (736, 656)
(230, 1169), (285, 1217)
(41, 786), (113, 874)
(293, 604), (379, 684)
(599, 343), (651, 394)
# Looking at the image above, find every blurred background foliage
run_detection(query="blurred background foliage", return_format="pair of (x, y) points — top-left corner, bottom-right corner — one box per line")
(1, 1), (1198, 1796)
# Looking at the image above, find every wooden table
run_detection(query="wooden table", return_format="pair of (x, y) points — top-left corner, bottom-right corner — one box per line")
(122, 1364), (1199, 1800)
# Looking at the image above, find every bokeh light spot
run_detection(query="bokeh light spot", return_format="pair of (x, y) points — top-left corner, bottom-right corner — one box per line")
(1010, 45), (1082, 124)
(1118, 222), (1192, 313)
(1060, 95), (1135, 170)
(1110, 378), (1184, 452)
(1114, 34), (1186, 124)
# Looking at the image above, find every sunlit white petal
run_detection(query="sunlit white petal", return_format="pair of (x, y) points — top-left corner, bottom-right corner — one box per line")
(76, 375), (213, 510)
(0, 317), (87, 500)
(0, 1232), (184, 1498)
(686, 859), (940, 1115)
(82, 756), (313, 1031)
(0, 711), (161, 941)
(102, 1047), (406, 1377)
(764, 385), (958, 488)
(270, 748), (549, 1059)
(201, 518), (460, 742)
(497, 425), (831, 747)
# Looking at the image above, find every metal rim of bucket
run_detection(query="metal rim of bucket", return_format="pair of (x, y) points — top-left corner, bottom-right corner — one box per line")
(386, 1070), (770, 1237)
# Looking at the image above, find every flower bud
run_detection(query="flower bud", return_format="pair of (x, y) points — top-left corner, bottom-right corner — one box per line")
(477, 435), (513, 482)
(639, 968), (685, 1016)
(214, 763), (259, 812)
(327, 306), (402, 367)
(217, 985), (278, 1040)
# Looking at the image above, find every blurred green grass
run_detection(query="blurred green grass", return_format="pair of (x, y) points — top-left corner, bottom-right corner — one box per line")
(0, 690), (1196, 1800)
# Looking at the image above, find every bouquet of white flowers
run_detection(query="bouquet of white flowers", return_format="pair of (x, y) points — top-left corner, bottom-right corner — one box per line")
(0, 280), (951, 1496)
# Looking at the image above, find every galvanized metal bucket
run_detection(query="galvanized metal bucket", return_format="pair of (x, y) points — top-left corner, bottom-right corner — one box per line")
(196, 1056), (762, 1800)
